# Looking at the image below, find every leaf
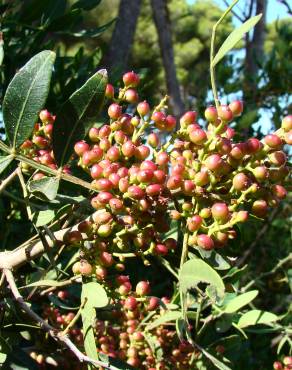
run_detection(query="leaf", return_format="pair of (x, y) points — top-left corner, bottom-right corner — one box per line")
(81, 281), (108, 308)
(195, 248), (230, 270)
(52, 69), (107, 166)
(98, 353), (137, 370)
(3, 50), (55, 148)
(81, 305), (98, 360)
(0, 155), (14, 174)
(212, 14), (262, 67)
(223, 290), (258, 314)
(23, 279), (66, 288)
(179, 259), (225, 302)
(71, 0), (102, 11)
(238, 310), (279, 329)
(28, 176), (59, 201)
(146, 311), (181, 331)
(67, 19), (116, 38)
(32, 209), (55, 227)
(0, 34), (3, 67)
(200, 347), (232, 370)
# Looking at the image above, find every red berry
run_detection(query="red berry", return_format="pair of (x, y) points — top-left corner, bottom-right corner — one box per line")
(123, 71), (139, 87)
(204, 106), (218, 123)
(165, 115), (176, 131)
(264, 134), (282, 149)
(146, 183), (163, 196)
(79, 260), (93, 276)
(233, 173), (249, 191)
(124, 88), (138, 103)
(154, 243), (168, 255)
(108, 103), (122, 120)
(105, 83), (114, 98)
(135, 145), (150, 160)
(147, 132), (160, 148)
(151, 111), (166, 129)
(180, 111), (197, 126)
(127, 185), (145, 199)
(137, 101), (150, 116)
(217, 105), (233, 122)
(211, 203), (230, 222)
(204, 154), (223, 171)
(252, 199), (268, 217)
(229, 100), (243, 116)
(124, 296), (138, 311)
(197, 234), (214, 250)
(122, 141), (136, 157)
(136, 281), (150, 296)
(189, 128), (207, 145)
(187, 215), (202, 232)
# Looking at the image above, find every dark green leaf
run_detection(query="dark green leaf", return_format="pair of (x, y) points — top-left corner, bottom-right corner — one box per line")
(52, 69), (107, 166)
(67, 19), (116, 38)
(195, 248), (231, 270)
(19, 0), (66, 23)
(32, 209), (55, 227)
(28, 176), (59, 201)
(238, 310), (279, 328)
(81, 281), (108, 308)
(0, 155), (14, 174)
(179, 259), (225, 302)
(212, 14), (262, 67)
(71, 0), (102, 11)
(3, 50), (55, 148)
(98, 353), (137, 370)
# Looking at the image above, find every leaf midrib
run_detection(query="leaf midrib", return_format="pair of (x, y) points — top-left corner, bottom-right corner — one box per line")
(12, 52), (52, 148)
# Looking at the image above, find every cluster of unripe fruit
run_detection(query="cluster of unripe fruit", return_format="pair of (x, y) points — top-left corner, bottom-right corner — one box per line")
(21, 70), (291, 369)
(273, 356), (292, 370)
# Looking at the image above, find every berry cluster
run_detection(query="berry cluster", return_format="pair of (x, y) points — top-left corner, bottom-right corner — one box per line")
(274, 356), (292, 370)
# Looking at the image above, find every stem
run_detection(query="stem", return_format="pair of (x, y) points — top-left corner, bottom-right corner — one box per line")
(0, 165), (18, 193)
(210, 0), (239, 109)
(62, 298), (87, 336)
(180, 230), (189, 269)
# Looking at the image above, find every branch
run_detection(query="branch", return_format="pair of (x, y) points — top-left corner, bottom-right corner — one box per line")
(222, 0), (246, 22)
(3, 269), (115, 370)
(0, 168), (18, 193)
(277, 0), (292, 15)
(0, 216), (92, 270)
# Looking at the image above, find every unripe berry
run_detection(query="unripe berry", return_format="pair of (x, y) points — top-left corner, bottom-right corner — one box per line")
(146, 183), (163, 196)
(127, 185), (145, 199)
(95, 266), (107, 281)
(140, 160), (157, 171)
(156, 151), (169, 166)
(99, 125), (111, 138)
(97, 191), (113, 204)
(135, 145), (150, 160)
(228, 100), (243, 116)
(230, 143), (246, 159)
(151, 111), (166, 129)
(88, 127), (99, 142)
(165, 115), (176, 131)
(204, 154), (223, 171)
(167, 175), (182, 190)
(92, 210), (113, 225)
(108, 103), (122, 120)
(64, 230), (82, 245)
(252, 199), (268, 217)
(107, 146), (120, 162)
(197, 234), (214, 250)
(246, 138), (262, 154)
(122, 141), (136, 157)
(194, 171), (209, 186)
(170, 210), (181, 220)
(204, 106), (218, 123)
(273, 361), (283, 370)
(124, 88), (138, 103)
(97, 223), (112, 237)
(281, 115), (292, 131)
(119, 178), (129, 193)
(147, 132), (160, 148)
(99, 251), (114, 267)
(283, 357), (292, 366)
(32, 136), (48, 148)
(39, 109), (53, 124)
(269, 151), (286, 166)
(164, 238), (177, 250)
(123, 71), (139, 87)
(189, 128), (207, 145)
(216, 137), (232, 154)
(253, 166), (268, 181)
(284, 131), (292, 145)
(272, 184), (287, 199)
(124, 296), (138, 311)
(211, 202), (230, 222)
(79, 260), (93, 276)
(200, 208), (211, 219)
(187, 215), (202, 232)
(233, 173), (249, 191)
(154, 243), (168, 255)
(180, 111), (197, 127)
(136, 281), (150, 296)
(105, 83), (114, 98)
(217, 105), (233, 122)
(137, 101), (150, 116)
(264, 134), (282, 149)
(236, 210), (249, 223)
(182, 180), (195, 193)
(146, 297), (159, 311)
(94, 178), (113, 191)
(72, 261), (81, 274)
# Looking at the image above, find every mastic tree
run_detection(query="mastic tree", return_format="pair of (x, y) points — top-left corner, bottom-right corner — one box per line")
(0, 2), (291, 370)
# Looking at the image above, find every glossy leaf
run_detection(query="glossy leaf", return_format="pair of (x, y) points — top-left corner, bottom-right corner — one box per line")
(81, 281), (108, 308)
(0, 155), (14, 174)
(3, 50), (55, 148)
(223, 290), (258, 314)
(52, 69), (107, 166)
(179, 259), (225, 301)
(146, 311), (181, 331)
(28, 176), (60, 201)
(212, 14), (262, 67)
(71, 0), (102, 11)
(238, 310), (279, 328)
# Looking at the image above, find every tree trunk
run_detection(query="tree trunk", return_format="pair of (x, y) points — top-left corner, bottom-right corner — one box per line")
(150, 0), (185, 119)
(104, 0), (142, 74)
(244, 0), (267, 102)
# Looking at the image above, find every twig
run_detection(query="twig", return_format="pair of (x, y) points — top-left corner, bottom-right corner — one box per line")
(0, 167), (18, 193)
(4, 269), (114, 370)
(222, 0), (245, 22)
(40, 276), (81, 296)
(278, 0), (292, 15)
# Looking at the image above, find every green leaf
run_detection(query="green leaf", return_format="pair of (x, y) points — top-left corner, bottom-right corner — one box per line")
(28, 176), (59, 201)
(223, 290), (258, 314)
(98, 353), (137, 370)
(52, 69), (107, 166)
(238, 310), (279, 329)
(212, 14), (262, 67)
(3, 50), (56, 148)
(179, 259), (225, 302)
(81, 305), (98, 360)
(23, 279), (66, 288)
(32, 209), (55, 227)
(194, 249), (230, 270)
(0, 155), (14, 174)
(81, 281), (108, 308)
(146, 311), (181, 331)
